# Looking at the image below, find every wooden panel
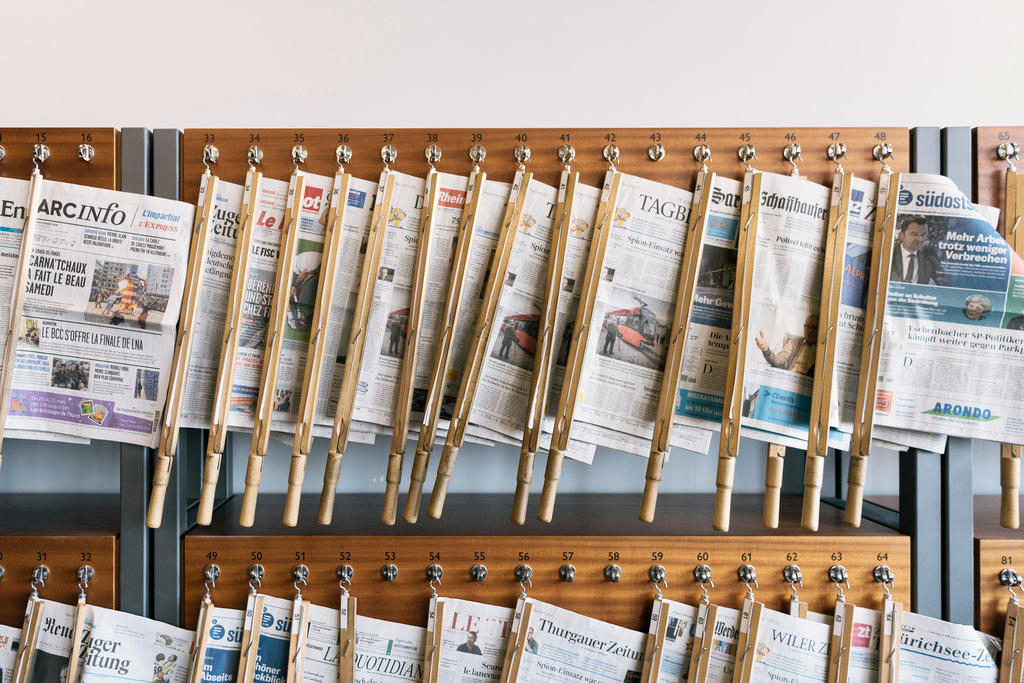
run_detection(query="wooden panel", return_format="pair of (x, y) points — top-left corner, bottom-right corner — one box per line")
(181, 127), (908, 204)
(0, 128), (119, 189)
(183, 494), (909, 631)
(975, 496), (1024, 634)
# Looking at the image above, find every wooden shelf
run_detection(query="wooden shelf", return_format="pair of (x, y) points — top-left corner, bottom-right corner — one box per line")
(184, 494), (908, 631)
(975, 496), (1024, 634)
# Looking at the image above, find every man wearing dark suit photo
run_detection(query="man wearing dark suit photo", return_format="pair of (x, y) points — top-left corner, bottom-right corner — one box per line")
(891, 216), (941, 285)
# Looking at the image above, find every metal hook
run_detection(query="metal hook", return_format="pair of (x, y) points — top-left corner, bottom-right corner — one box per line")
(738, 144), (756, 171)
(337, 564), (354, 596)
(248, 564), (265, 594)
(1001, 568), (1020, 602)
(998, 142), (1020, 172)
(783, 564), (803, 600)
(203, 564), (220, 600)
(694, 564), (715, 602)
(292, 565), (309, 598)
(426, 564), (443, 598)
(829, 565), (850, 600)
(738, 564), (758, 599)
(873, 143), (895, 173)
(694, 144), (712, 172)
(425, 144), (442, 170)
(514, 144), (531, 170)
(291, 145), (308, 170)
(30, 564), (49, 596)
(602, 144), (619, 171)
(783, 143), (802, 176)
(827, 143), (847, 173)
(0, 145), (6, 163)
(649, 565), (668, 599)
(247, 145), (263, 171)
(381, 143), (398, 171)
(32, 144), (49, 172)
(336, 145), (352, 173)
(558, 144), (575, 170)
(515, 564), (533, 599)
(648, 143), (666, 162)
(77, 565), (94, 599)
(469, 144), (486, 173)
(202, 144), (219, 173)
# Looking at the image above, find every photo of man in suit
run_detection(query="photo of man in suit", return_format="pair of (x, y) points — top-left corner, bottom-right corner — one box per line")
(754, 315), (818, 376)
(891, 216), (941, 285)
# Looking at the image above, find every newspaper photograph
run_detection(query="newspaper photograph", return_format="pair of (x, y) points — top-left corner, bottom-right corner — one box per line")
(21, 598), (75, 682)
(570, 172), (713, 457)
(436, 179), (511, 426)
(0, 623), (19, 681)
(222, 177), (289, 430)
(248, 594), (294, 683)
(354, 614), (426, 683)
(0, 178), (194, 446)
(197, 606), (244, 682)
(302, 602), (341, 682)
(349, 171), (425, 428)
(875, 173), (1024, 444)
(646, 598), (696, 683)
(899, 610), (1001, 682)
(510, 598), (645, 682)
(78, 603), (194, 682)
(179, 178), (244, 429)
(435, 597), (514, 682)
(738, 171), (851, 448)
(747, 606), (830, 682)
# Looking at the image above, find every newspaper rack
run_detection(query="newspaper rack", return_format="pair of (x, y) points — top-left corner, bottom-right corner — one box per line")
(384, 153), (442, 525)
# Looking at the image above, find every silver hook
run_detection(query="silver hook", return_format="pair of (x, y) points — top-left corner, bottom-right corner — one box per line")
(783, 564), (803, 601)
(32, 144), (49, 173)
(602, 144), (619, 171)
(30, 565), (49, 597)
(426, 564), (443, 598)
(337, 564), (354, 596)
(514, 144), (531, 170)
(738, 144), (757, 172)
(203, 564), (220, 600)
(425, 144), (442, 171)
(292, 565), (309, 599)
(247, 145), (263, 171)
(515, 564), (533, 599)
(248, 564), (265, 594)
(783, 143), (802, 176)
(202, 145), (219, 173)
(738, 564), (758, 600)
(694, 144), (712, 172)
(827, 143), (847, 173)
(336, 145), (352, 173)
(469, 144), (486, 173)
(1001, 568), (1020, 602)
(873, 143), (895, 173)
(558, 144), (575, 171)
(998, 142), (1020, 173)
(291, 145), (308, 171)
(77, 565), (94, 600)
(829, 565), (850, 600)
(381, 143), (398, 171)
(649, 565), (668, 600)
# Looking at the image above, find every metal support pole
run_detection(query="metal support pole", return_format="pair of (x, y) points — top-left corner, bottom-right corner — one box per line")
(900, 448), (943, 617)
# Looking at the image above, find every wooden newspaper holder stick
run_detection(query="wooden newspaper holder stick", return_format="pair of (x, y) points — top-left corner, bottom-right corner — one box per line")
(240, 149), (308, 527)
(640, 596), (668, 683)
(383, 150), (442, 525)
(513, 146), (577, 525)
(64, 569), (93, 683)
(187, 595), (215, 683)
(803, 147), (853, 532)
(877, 596), (903, 683)
(716, 149), (761, 533)
(197, 152), (265, 525)
(284, 148), (353, 527)
(338, 587), (357, 683)
(425, 596), (445, 683)
(405, 147), (487, 523)
(846, 146), (899, 527)
(999, 143), (1023, 528)
(286, 585), (310, 683)
(539, 148), (623, 523)
(687, 593), (716, 683)
(148, 148), (220, 528)
(239, 591), (267, 682)
(427, 150), (533, 519)
(641, 148), (715, 523)
(502, 599), (535, 683)
(318, 150), (398, 525)
(0, 150), (44, 478)
(827, 594), (856, 683)
(12, 595), (44, 683)
(999, 577), (1021, 683)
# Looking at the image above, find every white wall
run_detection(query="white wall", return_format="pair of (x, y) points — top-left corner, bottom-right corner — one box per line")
(0, 0), (1018, 498)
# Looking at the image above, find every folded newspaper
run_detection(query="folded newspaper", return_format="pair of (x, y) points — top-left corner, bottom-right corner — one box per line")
(692, 602), (740, 683)
(243, 594), (293, 683)
(875, 173), (1024, 445)
(0, 177), (194, 447)
(899, 610), (1001, 682)
(0, 623), (20, 681)
(18, 598), (75, 682)
(429, 596), (514, 682)
(195, 605), (244, 682)
(355, 614), (427, 682)
(78, 603), (194, 682)
(643, 597), (696, 682)
(502, 597), (645, 682)
(746, 605), (830, 682)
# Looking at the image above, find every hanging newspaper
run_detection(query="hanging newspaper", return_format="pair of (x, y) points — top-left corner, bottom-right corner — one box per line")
(19, 598), (75, 682)
(569, 173), (713, 457)
(179, 180), (244, 429)
(875, 173), (1024, 445)
(844, 605), (880, 683)
(0, 623), (19, 681)
(300, 603), (340, 682)
(246, 594), (293, 683)
(197, 606), (244, 682)
(503, 598), (645, 682)
(746, 606), (830, 682)
(692, 603), (740, 683)
(431, 597), (514, 682)
(220, 177), (289, 430)
(899, 610), (1000, 682)
(355, 614), (426, 682)
(0, 178), (193, 446)
(78, 604), (194, 682)
(645, 598), (696, 682)
(347, 171), (425, 428)
(464, 179), (597, 460)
